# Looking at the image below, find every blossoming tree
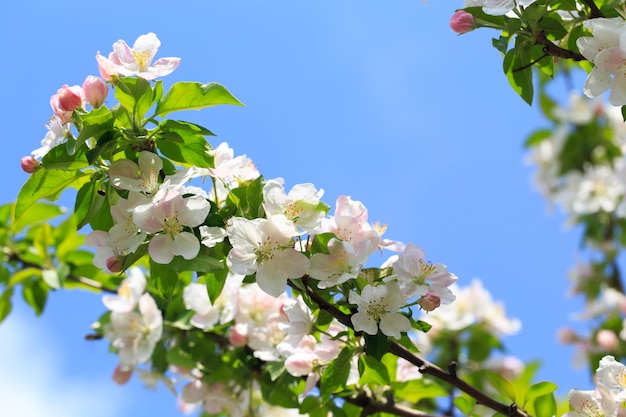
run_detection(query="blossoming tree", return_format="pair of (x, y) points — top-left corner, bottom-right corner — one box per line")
(7, 1), (626, 416)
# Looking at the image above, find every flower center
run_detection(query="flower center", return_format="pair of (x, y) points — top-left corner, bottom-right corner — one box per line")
(256, 236), (280, 263)
(366, 296), (389, 320)
(132, 49), (152, 72)
(163, 215), (183, 238)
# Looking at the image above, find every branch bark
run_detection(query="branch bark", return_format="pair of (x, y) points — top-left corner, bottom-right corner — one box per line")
(289, 278), (531, 417)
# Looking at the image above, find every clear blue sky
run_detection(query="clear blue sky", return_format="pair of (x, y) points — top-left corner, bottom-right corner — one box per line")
(0, 1), (593, 415)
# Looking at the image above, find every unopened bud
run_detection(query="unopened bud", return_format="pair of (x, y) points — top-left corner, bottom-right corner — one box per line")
(83, 75), (108, 108)
(596, 329), (619, 351)
(106, 256), (124, 273)
(112, 365), (133, 385)
(20, 156), (41, 173)
(450, 10), (475, 34)
(419, 292), (441, 312)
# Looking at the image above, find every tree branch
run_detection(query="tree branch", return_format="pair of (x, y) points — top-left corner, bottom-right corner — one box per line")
(536, 31), (585, 62)
(289, 278), (531, 417)
(582, 0), (604, 18)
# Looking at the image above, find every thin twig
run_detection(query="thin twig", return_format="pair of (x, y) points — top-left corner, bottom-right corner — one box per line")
(288, 278), (531, 417)
(582, 0), (604, 18)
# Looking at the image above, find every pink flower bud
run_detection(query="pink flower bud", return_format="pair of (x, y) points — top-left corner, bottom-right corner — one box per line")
(229, 326), (248, 347)
(106, 256), (124, 273)
(112, 365), (133, 385)
(20, 156), (41, 173)
(596, 329), (619, 351)
(557, 326), (579, 344)
(50, 85), (84, 123)
(419, 292), (441, 312)
(82, 75), (108, 108)
(450, 10), (475, 34)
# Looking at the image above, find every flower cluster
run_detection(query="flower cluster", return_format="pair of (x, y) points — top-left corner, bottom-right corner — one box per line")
(577, 17), (626, 106)
(18, 32), (476, 417)
(564, 356), (626, 416)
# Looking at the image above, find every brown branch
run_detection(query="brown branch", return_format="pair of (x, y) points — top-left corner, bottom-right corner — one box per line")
(536, 31), (586, 62)
(582, 0), (604, 18)
(345, 392), (443, 417)
(288, 278), (531, 417)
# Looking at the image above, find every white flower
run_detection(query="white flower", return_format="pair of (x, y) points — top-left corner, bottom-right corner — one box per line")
(96, 33), (180, 80)
(309, 238), (369, 288)
(391, 243), (457, 305)
(348, 282), (410, 339)
(133, 188), (211, 264)
(596, 355), (626, 402)
(199, 225), (227, 248)
(226, 215), (310, 297)
(183, 273), (243, 330)
(32, 117), (70, 159)
(564, 386), (617, 417)
(110, 151), (163, 195)
(102, 268), (146, 312)
(556, 165), (624, 215)
(105, 293), (163, 369)
(262, 178), (325, 233)
(464, 0), (535, 16)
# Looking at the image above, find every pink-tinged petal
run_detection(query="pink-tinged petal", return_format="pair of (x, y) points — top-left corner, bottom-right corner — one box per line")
(273, 250), (310, 279)
(584, 67), (612, 98)
(141, 57), (181, 80)
(112, 39), (136, 67)
(148, 234), (175, 264)
(227, 247), (258, 275)
(173, 232), (200, 260)
(96, 53), (118, 81)
(133, 203), (165, 233)
(595, 47), (626, 73)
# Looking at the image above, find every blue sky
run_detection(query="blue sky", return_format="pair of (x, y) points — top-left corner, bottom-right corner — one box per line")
(0, 0), (596, 415)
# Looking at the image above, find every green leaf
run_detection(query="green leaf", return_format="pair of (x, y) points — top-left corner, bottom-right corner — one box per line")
(359, 355), (390, 386)
(158, 119), (216, 137)
(168, 252), (224, 274)
(204, 267), (229, 305)
(15, 168), (89, 221)
(484, 370), (517, 402)
(154, 82), (244, 117)
(0, 288), (14, 324)
(364, 331), (391, 361)
(320, 347), (354, 405)
(71, 106), (116, 154)
(310, 232), (336, 255)
(533, 393), (556, 417)
(156, 132), (213, 167)
(524, 381), (557, 405)
(21, 280), (48, 316)
(74, 178), (107, 230)
(524, 129), (552, 148)
(503, 41), (534, 105)
(453, 395), (476, 415)
(41, 143), (89, 171)
(115, 76), (154, 122)
(149, 261), (180, 302)
(11, 203), (64, 233)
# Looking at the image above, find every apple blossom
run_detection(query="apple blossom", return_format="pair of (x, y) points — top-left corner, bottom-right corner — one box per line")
(564, 386), (618, 417)
(262, 178), (325, 233)
(230, 283), (289, 361)
(348, 282), (410, 339)
(31, 116), (70, 159)
(104, 293), (163, 369)
(597, 355), (626, 402)
(463, 0), (535, 16)
(110, 151), (163, 195)
(389, 243), (457, 306)
(226, 215), (310, 297)
(309, 238), (370, 288)
(183, 273), (242, 330)
(102, 268), (146, 313)
(132, 188), (211, 264)
(96, 32), (181, 80)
